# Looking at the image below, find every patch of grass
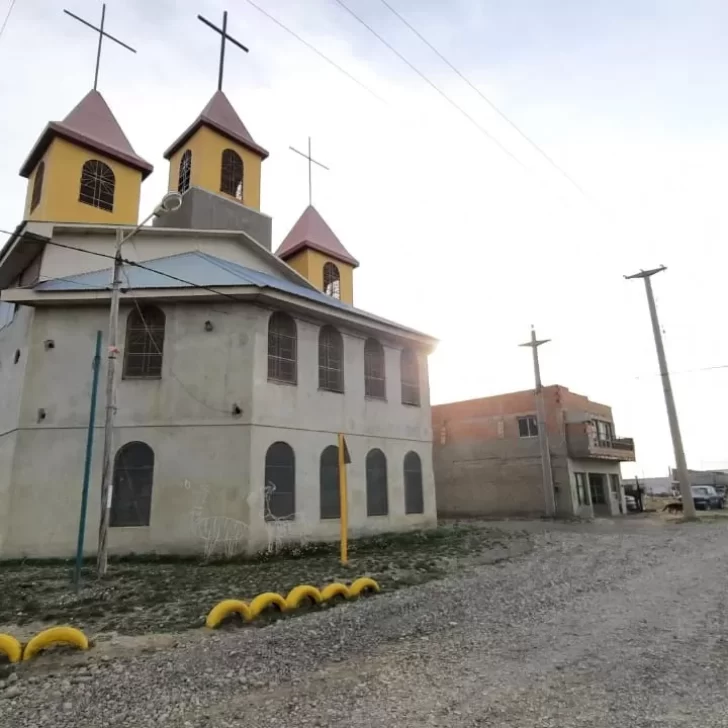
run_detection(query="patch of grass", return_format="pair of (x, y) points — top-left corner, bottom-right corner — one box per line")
(0, 523), (528, 636)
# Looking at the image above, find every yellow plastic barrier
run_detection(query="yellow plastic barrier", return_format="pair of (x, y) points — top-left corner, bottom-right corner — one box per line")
(249, 592), (287, 619)
(320, 582), (351, 602)
(0, 633), (22, 664)
(23, 626), (89, 661)
(205, 599), (252, 628)
(349, 577), (381, 598)
(285, 585), (323, 610)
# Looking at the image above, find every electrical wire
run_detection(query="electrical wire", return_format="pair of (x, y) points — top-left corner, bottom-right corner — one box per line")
(376, 0), (595, 202)
(330, 0), (528, 172)
(0, 0), (18, 43)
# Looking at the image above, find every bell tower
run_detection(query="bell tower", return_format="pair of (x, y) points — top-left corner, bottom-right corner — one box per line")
(163, 11), (268, 211)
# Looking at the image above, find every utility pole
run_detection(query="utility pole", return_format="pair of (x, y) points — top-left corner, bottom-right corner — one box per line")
(519, 327), (556, 516)
(96, 193), (183, 576)
(625, 266), (696, 519)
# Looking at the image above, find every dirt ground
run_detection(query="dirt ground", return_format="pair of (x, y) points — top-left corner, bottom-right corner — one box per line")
(0, 523), (530, 639)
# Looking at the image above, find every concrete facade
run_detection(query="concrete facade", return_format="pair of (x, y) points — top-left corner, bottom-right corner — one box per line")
(432, 386), (634, 519)
(0, 298), (435, 558)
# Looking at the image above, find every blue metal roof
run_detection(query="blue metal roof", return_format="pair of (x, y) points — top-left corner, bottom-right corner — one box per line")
(34, 251), (429, 337)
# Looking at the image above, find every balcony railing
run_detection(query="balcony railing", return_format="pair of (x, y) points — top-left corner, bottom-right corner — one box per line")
(566, 424), (636, 461)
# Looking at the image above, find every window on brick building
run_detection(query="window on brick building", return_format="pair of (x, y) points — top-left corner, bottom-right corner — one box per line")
(575, 472), (588, 506)
(517, 415), (538, 438)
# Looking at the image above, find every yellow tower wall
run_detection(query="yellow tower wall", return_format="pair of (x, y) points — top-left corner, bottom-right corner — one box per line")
(285, 249), (354, 305)
(24, 138), (142, 225)
(167, 127), (263, 211)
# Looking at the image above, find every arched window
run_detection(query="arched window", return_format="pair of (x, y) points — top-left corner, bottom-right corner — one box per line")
(178, 149), (192, 194)
(268, 311), (297, 384)
(318, 325), (344, 392)
(404, 451), (424, 514)
(30, 161), (44, 213)
(79, 159), (115, 212)
(123, 306), (165, 379)
(364, 338), (386, 399)
(220, 149), (243, 200)
(323, 262), (341, 299)
(110, 442), (155, 527)
(320, 445), (340, 519)
(265, 442), (295, 521)
(400, 348), (420, 406)
(366, 448), (389, 516)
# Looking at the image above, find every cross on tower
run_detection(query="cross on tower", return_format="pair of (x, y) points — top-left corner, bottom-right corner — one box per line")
(64, 4), (137, 91)
(289, 138), (330, 207)
(198, 11), (249, 92)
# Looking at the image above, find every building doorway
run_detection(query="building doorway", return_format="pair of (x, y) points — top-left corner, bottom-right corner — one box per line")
(589, 473), (609, 515)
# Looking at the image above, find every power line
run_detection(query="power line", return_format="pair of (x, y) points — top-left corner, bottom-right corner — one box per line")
(0, 0), (18, 43)
(330, 0), (529, 172)
(243, 0), (386, 103)
(376, 0), (594, 202)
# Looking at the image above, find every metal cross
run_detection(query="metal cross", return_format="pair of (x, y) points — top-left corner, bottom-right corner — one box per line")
(198, 11), (249, 92)
(64, 4), (137, 91)
(289, 138), (330, 207)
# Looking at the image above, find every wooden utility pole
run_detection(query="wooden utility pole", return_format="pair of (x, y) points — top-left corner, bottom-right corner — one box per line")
(624, 266), (696, 519)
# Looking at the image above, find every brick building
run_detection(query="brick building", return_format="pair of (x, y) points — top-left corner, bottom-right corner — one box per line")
(432, 386), (635, 518)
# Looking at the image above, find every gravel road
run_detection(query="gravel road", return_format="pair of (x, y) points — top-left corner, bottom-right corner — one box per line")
(2, 519), (727, 727)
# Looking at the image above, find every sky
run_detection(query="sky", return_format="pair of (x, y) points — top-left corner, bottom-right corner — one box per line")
(1, 0), (728, 478)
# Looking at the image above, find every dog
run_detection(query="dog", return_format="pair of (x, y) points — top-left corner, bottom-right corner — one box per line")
(663, 501), (683, 514)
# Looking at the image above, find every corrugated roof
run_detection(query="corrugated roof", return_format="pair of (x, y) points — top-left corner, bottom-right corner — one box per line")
(275, 205), (359, 267)
(34, 251), (427, 336)
(163, 91), (269, 160)
(20, 90), (153, 179)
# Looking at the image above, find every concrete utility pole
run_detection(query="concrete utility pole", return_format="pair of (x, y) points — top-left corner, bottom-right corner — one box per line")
(96, 193), (183, 576)
(519, 327), (556, 516)
(624, 266), (696, 519)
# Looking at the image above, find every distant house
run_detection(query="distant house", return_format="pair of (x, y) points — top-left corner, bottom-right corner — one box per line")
(432, 385), (635, 519)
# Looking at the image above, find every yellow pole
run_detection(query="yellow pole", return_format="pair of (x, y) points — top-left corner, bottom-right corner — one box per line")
(338, 433), (349, 565)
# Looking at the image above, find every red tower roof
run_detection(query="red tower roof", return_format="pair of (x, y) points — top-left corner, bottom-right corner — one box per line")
(163, 90), (269, 160)
(275, 205), (359, 267)
(19, 90), (153, 179)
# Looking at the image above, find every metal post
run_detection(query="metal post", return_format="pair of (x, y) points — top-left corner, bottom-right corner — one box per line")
(73, 331), (102, 590)
(338, 433), (349, 565)
(97, 232), (123, 576)
(625, 266), (696, 519)
(520, 328), (556, 516)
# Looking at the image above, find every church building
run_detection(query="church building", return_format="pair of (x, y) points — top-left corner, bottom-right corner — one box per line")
(0, 16), (437, 559)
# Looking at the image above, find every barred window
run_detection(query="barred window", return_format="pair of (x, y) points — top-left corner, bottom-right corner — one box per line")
(404, 451), (424, 514)
(79, 159), (115, 212)
(31, 161), (44, 212)
(318, 325), (344, 392)
(123, 306), (165, 379)
(320, 445), (340, 519)
(178, 150), (192, 194)
(364, 338), (386, 399)
(366, 448), (389, 516)
(265, 442), (295, 520)
(323, 262), (341, 299)
(267, 312), (297, 384)
(400, 348), (420, 406)
(110, 442), (154, 527)
(220, 149), (243, 200)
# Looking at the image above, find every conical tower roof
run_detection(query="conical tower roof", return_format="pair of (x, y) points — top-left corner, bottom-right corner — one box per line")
(163, 90), (269, 160)
(20, 90), (153, 179)
(276, 205), (359, 267)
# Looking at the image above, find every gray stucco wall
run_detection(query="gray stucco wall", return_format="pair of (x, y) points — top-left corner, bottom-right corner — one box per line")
(0, 300), (435, 558)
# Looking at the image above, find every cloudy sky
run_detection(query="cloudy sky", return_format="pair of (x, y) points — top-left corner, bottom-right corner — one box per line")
(1, 0), (727, 478)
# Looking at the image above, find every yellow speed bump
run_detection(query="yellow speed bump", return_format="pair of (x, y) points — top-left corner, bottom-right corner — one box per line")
(23, 626), (89, 661)
(349, 577), (381, 598)
(0, 633), (22, 664)
(205, 599), (252, 629)
(320, 582), (351, 602)
(285, 585), (323, 610)
(249, 592), (287, 619)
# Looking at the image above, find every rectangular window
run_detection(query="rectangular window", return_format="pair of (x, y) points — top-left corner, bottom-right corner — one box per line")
(575, 472), (587, 506)
(609, 473), (620, 495)
(517, 415), (538, 438)
(596, 420), (614, 445)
